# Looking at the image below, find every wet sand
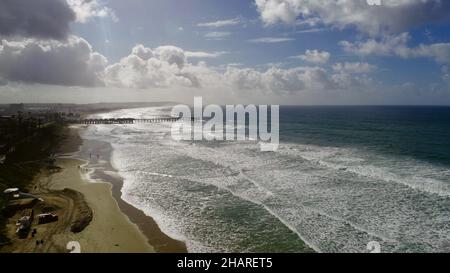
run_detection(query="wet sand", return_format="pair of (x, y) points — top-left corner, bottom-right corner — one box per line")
(72, 126), (187, 253)
(47, 158), (155, 253)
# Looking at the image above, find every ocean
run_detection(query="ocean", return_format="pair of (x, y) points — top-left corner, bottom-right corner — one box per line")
(81, 106), (450, 253)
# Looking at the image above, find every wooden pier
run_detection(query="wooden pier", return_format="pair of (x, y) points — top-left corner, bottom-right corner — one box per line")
(74, 117), (199, 125)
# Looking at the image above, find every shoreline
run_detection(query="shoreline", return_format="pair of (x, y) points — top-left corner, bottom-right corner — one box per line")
(46, 158), (155, 253)
(71, 125), (187, 253)
(0, 123), (156, 253)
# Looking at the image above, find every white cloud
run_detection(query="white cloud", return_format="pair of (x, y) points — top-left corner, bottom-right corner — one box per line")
(224, 65), (373, 93)
(248, 37), (294, 43)
(104, 45), (201, 89)
(102, 43), (374, 94)
(67, 0), (117, 23)
(0, 37), (377, 95)
(292, 50), (330, 64)
(185, 51), (228, 58)
(131, 44), (154, 60)
(0, 36), (107, 86)
(330, 72), (374, 90)
(254, 0), (450, 36)
(197, 18), (241, 28)
(153, 46), (186, 68)
(340, 33), (450, 63)
(204, 31), (232, 40)
(332, 62), (376, 74)
(295, 28), (326, 34)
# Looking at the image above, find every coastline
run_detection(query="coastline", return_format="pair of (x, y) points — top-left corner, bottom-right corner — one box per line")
(1, 124), (155, 253)
(45, 157), (155, 253)
(70, 125), (187, 253)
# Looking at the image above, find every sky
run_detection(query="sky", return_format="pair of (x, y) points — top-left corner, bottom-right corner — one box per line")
(1, 0), (450, 105)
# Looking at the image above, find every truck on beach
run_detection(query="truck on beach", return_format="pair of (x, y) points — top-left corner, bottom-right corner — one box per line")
(38, 213), (58, 224)
(16, 209), (34, 235)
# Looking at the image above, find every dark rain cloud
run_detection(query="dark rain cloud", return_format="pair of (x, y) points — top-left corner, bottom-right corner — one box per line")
(0, 0), (76, 40)
(0, 37), (107, 87)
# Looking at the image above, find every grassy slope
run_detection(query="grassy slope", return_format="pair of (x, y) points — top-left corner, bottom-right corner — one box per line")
(0, 123), (66, 244)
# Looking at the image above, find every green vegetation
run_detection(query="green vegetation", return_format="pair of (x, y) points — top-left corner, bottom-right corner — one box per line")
(0, 118), (66, 245)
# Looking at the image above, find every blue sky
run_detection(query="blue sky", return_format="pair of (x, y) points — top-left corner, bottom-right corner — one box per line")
(72, 0), (449, 74)
(73, 0), (361, 66)
(2, 0), (450, 104)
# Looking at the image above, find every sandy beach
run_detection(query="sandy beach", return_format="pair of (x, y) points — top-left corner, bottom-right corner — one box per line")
(54, 124), (187, 253)
(1, 125), (186, 253)
(46, 157), (155, 253)
(72, 125), (187, 253)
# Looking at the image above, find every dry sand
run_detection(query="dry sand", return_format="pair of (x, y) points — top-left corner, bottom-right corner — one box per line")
(2, 125), (186, 253)
(45, 157), (155, 253)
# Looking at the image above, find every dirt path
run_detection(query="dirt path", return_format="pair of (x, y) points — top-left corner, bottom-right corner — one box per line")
(1, 171), (91, 253)
(1, 126), (154, 253)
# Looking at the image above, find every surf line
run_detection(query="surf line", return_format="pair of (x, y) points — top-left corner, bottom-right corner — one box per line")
(170, 97), (279, 152)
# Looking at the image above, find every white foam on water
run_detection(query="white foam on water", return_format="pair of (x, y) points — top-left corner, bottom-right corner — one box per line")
(80, 106), (450, 253)
(288, 143), (450, 197)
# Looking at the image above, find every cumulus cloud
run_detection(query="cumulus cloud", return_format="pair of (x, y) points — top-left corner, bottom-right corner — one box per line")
(197, 18), (241, 28)
(254, 0), (450, 36)
(292, 50), (330, 64)
(0, 0), (76, 40)
(0, 36), (107, 86)
(340, 33), (450, 63)
(131, 44), (154, 60)
(330, 72), (374, 91)
(248, 37), (294, 43)
(332, 62), (376, 74)
(0, 40), (220, 90)
(104, 45), (203, 89)
(101, 43), (374, 94)
(224, 65), (373, 93)
(153, 46), (186, 68)
(67, 0), (117, 23)
(0, 37), (372, 94)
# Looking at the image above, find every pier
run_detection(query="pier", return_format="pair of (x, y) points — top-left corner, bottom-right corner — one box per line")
(74, 117), (199, 125)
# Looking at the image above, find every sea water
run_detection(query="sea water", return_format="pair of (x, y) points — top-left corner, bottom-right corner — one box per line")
(81, 106), (450, 253)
